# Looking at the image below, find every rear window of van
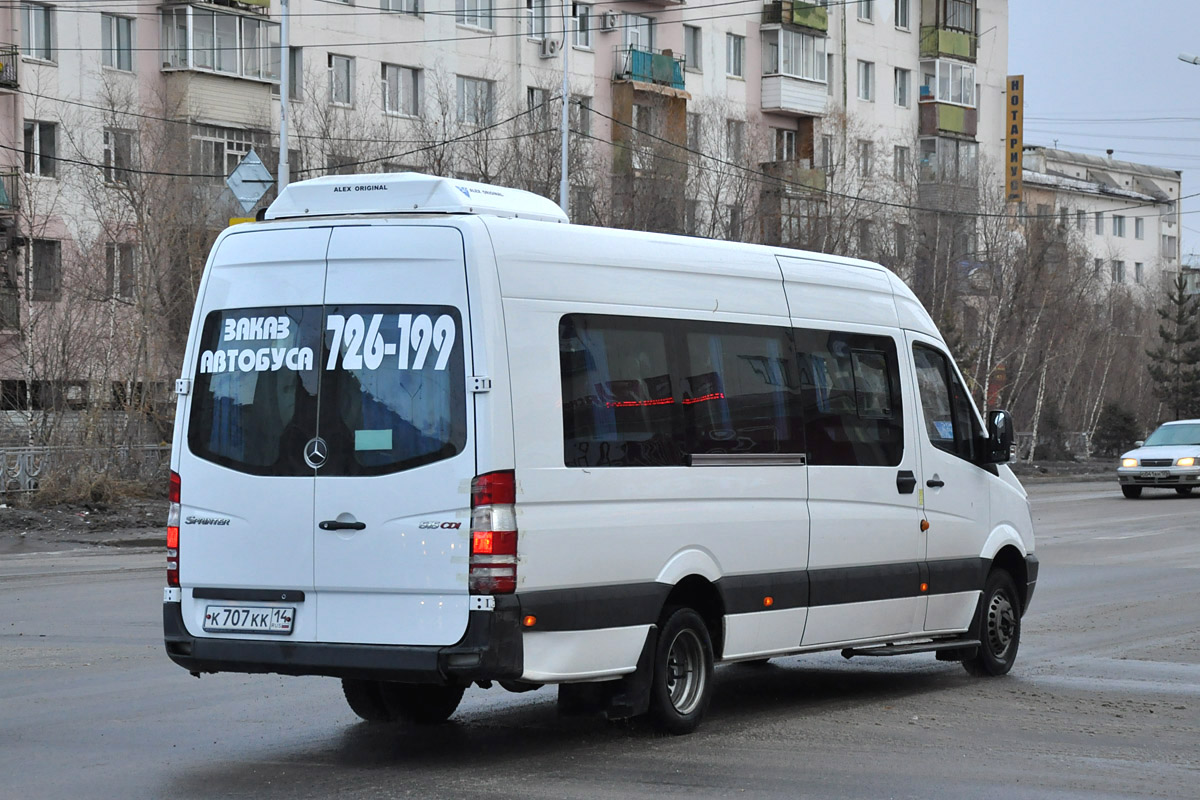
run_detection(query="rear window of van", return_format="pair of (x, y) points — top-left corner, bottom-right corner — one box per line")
(188, 305), (466, 476)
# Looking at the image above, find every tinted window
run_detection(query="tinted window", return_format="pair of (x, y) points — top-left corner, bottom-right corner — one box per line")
(560, 314), (804, 467)
(188, 306), (323, 476)
(913, 344), (977, 461)
(188, 305), (467, 476)
(319, 305), (467, 476)
(794, 329), (903, 466)
(560, 315), (682, 467)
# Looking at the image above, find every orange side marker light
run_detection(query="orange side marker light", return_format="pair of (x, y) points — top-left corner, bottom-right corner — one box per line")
(920, 519), (930, 532)
(522, 615), (537, 628)
(763, 596), (774, 608)
(919, 582), (929, 593)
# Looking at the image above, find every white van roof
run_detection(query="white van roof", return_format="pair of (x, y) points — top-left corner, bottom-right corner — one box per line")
(264, 172), (569, 223)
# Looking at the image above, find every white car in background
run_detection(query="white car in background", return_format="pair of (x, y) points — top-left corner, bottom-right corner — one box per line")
(1116, 420), (1200, 498)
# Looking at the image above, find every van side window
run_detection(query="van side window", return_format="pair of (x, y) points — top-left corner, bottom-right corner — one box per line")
(559, 315), (805, 466)
(794, 328), (903, 467)
(912, 344), (977, 461)
(561, 315), (683, 467)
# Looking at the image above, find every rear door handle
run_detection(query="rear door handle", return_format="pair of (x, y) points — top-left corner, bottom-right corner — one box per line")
(319, 520), (366, 531)
(926, 478), (945, 488)
(896, 470), (917, 494)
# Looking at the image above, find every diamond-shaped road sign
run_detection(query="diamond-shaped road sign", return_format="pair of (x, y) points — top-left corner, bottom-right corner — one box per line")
(226, 149), (275, 213)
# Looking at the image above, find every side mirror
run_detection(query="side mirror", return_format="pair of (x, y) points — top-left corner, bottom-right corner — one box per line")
(985, 409), (1014, 464)
(1134, 440), (1144, 448)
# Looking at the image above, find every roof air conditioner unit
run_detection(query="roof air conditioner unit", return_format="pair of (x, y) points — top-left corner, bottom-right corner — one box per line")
(601, 11), (619, 31)
(539, 38), (560, 58)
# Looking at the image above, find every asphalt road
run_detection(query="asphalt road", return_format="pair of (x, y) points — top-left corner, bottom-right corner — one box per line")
(2, 480), (1198, 800)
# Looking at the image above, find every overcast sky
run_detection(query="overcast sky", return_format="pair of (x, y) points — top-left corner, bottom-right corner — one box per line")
(1008, 0), (1200, 256)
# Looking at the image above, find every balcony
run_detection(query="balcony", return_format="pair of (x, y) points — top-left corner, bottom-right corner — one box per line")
(761, 75), (828, 117)
(0, 172), (18, 216)
(762, 1), (829, 33)
(761, 159), (826, 193)
(614, 47), (685, 91)
(919, 100), (977, 137)
(0, 44), (18, 89)
(919, 26), (976, 61)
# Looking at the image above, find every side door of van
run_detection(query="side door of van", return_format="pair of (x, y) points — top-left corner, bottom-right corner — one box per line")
(313, 225), (476, 646)
(178, 227), (331, 643)
(795, 325), (926, 645)
(906, 332), (991, 633)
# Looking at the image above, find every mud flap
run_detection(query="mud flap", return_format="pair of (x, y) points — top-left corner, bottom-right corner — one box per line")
(604, 625), (657, 720)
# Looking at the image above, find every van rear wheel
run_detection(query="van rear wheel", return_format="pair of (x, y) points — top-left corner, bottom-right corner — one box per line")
(341, 678), (393, 722)
(648, 607), (714, 735)
(379, 682), (465, 724)
(963, 569), (1021, 677)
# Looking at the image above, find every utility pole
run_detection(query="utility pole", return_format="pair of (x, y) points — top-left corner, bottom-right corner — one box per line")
(278, 0), (291, 192)
(558, 1), (571, 219)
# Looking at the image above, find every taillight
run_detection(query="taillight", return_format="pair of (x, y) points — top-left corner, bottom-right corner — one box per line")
(167, 471), (180, 587)
(470, 470), (516, 594)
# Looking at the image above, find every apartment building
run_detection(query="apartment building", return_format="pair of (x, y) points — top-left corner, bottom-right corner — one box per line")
(1022, 146), (1183, 291)
(0, 0), (1006, 437)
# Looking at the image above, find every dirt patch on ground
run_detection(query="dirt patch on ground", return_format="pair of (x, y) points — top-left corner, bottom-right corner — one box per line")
(0, 497), (164, 554)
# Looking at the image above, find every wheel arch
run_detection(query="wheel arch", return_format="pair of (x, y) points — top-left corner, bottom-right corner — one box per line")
(662, 575), (726, 660)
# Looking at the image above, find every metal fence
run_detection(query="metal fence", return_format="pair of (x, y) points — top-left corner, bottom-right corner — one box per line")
(0, 444), (170, 495)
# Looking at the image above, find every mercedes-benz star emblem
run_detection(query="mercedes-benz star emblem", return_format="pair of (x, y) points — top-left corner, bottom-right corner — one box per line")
(304, 437), (328, 469)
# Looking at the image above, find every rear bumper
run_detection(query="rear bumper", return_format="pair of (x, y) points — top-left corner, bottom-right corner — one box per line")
(163, 596), (523, 685)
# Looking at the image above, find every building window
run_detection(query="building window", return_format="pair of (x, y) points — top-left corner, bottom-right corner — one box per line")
(1094, 211), (1103, 235)
(526, 0), (547, 39)
(160, 7), (280, 82)
(857, 139), (873, 176)
(1076, 209), (1085, 230)
(726, 118), (745, 160)
(527, 86), (550, 118)
(457, 76), (494, 126)
(895, 0), (910, 30)
(456, 0), (494, 29)
(857, 60), (875, 101)
(944, 0), (974, 32)
(687, 112), (702, 153)
(1135, 217), (1144, 240)
(21, 3), (55, 61)
(894, 67), (910, 107)
(382, 64), (420, 117)
(1112, 215), (1126, 237)
(857, 219), (873, 254)
(894, 223), (909, 261)
(191, 125), (269, 183)
(762, 29), (827, 82)
(894, 145), (909, 182)
(101, 14), (133, 72)
(574, 5), (591, 48)
(103, 129), (133, 185)
(857, 0), (874, 22)
(23, 121), (56, 178)
(29, 240), (61, 302)
(726, 33), (745, 78)
(1093, 258), (1103, 276)
(571, 95), (591, 137)
(1162, 234), (1178, 258)
(623, 14), (654, 49)
(775, 129), (796, 162)
(382, 0), (420, 14)
(329, 54), (354, 106)
(920, 60), (975, 107)
(106, 243), (136, 300)
(821, 134), (835, 171)
(1135, 262), (1144, 284)
(918, 137), (976, 184)
(684, 25), (701, 71)
(727, 205), (743, 240)
(1111, 260), (1125, 284)
(288, 47), (303, 101)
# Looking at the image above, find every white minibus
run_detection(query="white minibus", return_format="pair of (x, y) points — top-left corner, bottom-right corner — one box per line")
(164, 173), (1037, 734)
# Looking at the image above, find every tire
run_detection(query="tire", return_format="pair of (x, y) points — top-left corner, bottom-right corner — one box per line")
(341, 678), (394, 722)
(648, 607), (714, 735)
(1121, 485), (1142, 499)
(378, 683), (465, 724)
(1175, 487), (1193, 496)
(963, 569), (1021, 677)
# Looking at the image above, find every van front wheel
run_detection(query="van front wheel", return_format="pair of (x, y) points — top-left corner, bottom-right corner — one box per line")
(648, 607), (714, 735)
(963, 569), (1021, 677)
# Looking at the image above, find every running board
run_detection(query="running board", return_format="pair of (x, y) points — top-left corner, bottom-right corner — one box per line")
(841, 638), (980, 659)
